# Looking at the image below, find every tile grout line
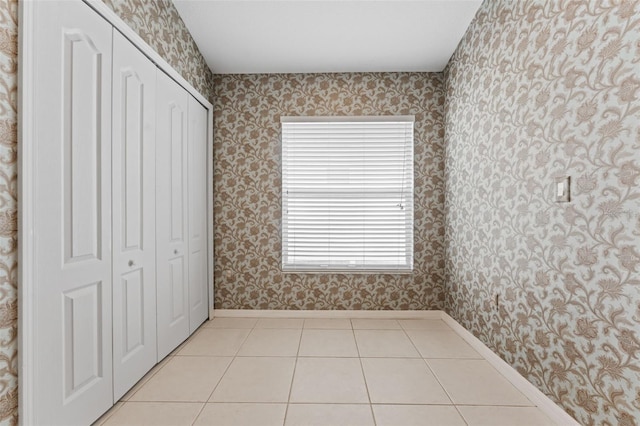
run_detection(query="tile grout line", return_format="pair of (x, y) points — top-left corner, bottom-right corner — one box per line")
(191, 321), (257, 425)
(453, 405), (471, 426)
(115, 317), (546, 425)
(454, 403), (541, 407)
(282, 321), (304, 426)
(351, 318), (378, 426)
(400, 324), (421, 355)
(119, 322), (208, 424)
(93, 401), (124, 425)
(187, 402), (207, 426)
(422, 357), (469, 425)
(120, 349), (176, 403)
(401, 322), (472, 425)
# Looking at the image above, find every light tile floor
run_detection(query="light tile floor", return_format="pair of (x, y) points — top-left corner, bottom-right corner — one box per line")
(94, 317), (557, 426)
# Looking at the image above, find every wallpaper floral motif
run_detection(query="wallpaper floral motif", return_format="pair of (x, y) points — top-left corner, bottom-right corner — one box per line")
(443, 1), (640, 424)
(214, 73), (446, 310)
(0, 0), (16, 424)
(102, 0), (214, 101)
(1, 0), (635, 423)
(0, 0), (212, 423)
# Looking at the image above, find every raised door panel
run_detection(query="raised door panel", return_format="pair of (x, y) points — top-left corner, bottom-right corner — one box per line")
(62, 282), (104, 398)
(112, 30), (158, 401)
(156, 71), (190, 359)
(33, 2), (113, 424)
(188, 96), (209, 332)
(63, 30), (102, 263)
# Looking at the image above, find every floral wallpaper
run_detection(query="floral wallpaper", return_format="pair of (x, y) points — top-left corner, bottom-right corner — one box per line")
(0, 0), (16, 423)
(214, 73), (446, 310)
(1, 0), (636, 423)
(0, 0), (212, 423)
(443, 0), (640, 424)
(102, 0), (214, 101)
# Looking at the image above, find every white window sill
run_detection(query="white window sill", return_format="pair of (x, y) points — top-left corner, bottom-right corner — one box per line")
(281, 269), (414, 275)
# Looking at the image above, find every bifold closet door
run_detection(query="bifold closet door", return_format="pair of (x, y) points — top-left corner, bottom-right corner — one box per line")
(32, 1), (114, 424)
(112, 30), (158, 400)
(156, 71), (190, 359)
(188, 96), (209, 332)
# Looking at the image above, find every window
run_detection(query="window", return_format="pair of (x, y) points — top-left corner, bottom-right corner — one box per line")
(281, 116), (414, 272)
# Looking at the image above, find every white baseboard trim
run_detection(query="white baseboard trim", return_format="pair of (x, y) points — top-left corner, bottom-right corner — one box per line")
(440, 312), (579, 426)
(213, 308), (577, 425)
(213, 309), (443, 319)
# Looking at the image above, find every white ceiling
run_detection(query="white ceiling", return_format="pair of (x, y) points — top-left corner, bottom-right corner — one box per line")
(173, 0), (483, 74)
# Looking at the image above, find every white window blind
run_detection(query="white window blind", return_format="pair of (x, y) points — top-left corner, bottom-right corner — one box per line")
(281, 116), (414, 272)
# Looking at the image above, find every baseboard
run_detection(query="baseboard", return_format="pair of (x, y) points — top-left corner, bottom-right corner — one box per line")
(213, 309), (443, 319)
(440, 312), (580, 426)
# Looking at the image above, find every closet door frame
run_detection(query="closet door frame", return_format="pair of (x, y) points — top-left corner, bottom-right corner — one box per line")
(18, 1), (214, 423)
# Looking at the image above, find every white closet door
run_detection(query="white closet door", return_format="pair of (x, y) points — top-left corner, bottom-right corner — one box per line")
(32, 2), (114, 424)
(188, 96), (210, 332)
(112, 30), (158, 400)
(156, 71), (190, 359)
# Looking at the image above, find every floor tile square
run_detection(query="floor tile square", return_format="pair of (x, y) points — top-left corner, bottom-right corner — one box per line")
(237, 328), (302, 356)
(361, 358), (451, 404)
(130, 356), (232, 402)
(298, 329), (359, 357)
(398, 319), (452, 330)
(355, 330), (420, 357)
(290, 358), (369, 403)
(193, 403), (286, 426)
(285, 404), (374, 426)
(373, 405), (466, 426)
(457, 406), (556, 425)
(304, 318), (352, 329)
(103, 402), (203, 425)
(93, 402), (124, 425)
(210, 357), (296, 402)
(204, 318), (258, 329)
(178, 328), (250, 356)
(427, 359), (533, 406)
(119, 355), (171, 401)
(168, 336), (194, 357)
(406, 330), (482, 358)
(351, 319), (401, 329)
(255, 318), (304, 329)
(105, 316), (561, 426)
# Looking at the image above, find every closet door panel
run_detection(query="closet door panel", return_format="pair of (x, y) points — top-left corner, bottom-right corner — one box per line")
(112, 30), (158, 400)
(33, 2), (113, 424)
(188, 96), (210, 332)
(156, 71), (190, 359)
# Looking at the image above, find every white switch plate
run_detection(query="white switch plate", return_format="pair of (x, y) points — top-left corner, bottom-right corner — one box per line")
(555, 176), (570, 202)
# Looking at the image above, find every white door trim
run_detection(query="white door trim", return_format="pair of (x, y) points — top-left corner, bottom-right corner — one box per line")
(17, 1), (36, 423)
(18, 0), (214, 422)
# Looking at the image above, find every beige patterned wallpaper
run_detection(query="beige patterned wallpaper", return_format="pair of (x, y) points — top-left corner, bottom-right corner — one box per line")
(2, 0), (637, 423)
(0, 0), (212, 423)
(214, 73), (446, 310)
(102, 0), (214, 101)
(444, 0), (640, 424)
(0, 0), (16, 423)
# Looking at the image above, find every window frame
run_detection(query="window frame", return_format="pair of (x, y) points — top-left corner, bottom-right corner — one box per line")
(280, 115), (415, 273)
